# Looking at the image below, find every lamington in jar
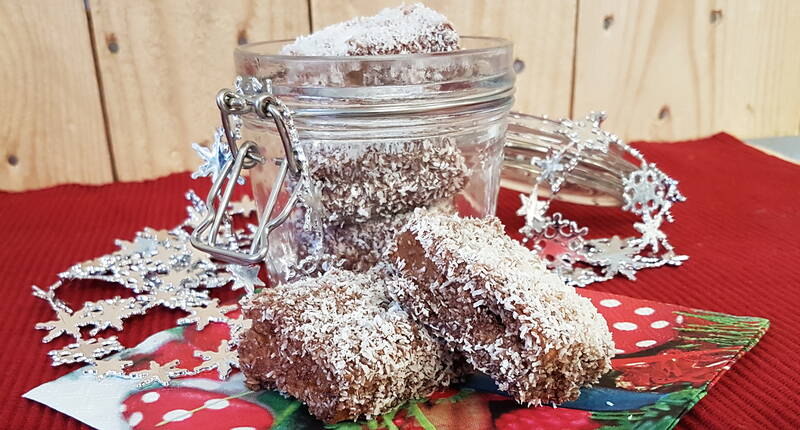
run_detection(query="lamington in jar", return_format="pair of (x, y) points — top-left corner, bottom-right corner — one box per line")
(281, 3), (460, 56)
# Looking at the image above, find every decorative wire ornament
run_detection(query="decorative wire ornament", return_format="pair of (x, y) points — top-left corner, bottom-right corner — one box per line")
(32, 186), (257, 384)
(515, 112), (688, 287)
(33, 191), (256, 387)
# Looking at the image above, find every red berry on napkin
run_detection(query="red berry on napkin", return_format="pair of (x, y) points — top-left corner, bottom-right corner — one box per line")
(121, 387), (273, 429)
(579, 291), (680, 355)
(495, 407), (599, 430)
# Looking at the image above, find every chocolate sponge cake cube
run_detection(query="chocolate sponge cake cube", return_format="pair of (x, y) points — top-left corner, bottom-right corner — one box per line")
(386, 209), (615, 405)
(237, 269), (454, 423)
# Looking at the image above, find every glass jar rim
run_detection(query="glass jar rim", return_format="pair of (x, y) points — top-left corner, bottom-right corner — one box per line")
(235, 36), (513, 62)
(234, 36), (515, 118)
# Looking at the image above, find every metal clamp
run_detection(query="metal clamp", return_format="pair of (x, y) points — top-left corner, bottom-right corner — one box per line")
(190, 86), (302, 265)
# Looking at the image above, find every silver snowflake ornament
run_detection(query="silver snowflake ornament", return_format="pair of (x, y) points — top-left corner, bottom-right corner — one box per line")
(85, 357), (134, 380)
(138, 283), (210, 312)
(118, 237), (158, 257)
(535, 213), (589, 276)
(32, 282), (72, 314)
(177, 299), (238, 331)
(183, 190), (209, 228)
(558, 112), (618, 152)
(532, 152), (568, 189)
(588, 236), (641, 280)
(227, 315), (253, 346)
(131, 360), (186, 388)
(230, 195), (257, 217)
(35, 309), (87, 342)
(226, 264), (264, 296)
(81, 297), (146, 336)
(30, 180), (264, 381)
(191, 128), (245, 185)
(193, 340), (238, 380)
(155, 267), (192, 289)
(517, 112), (686, 287)
(622, 164), (671, 216)
(633, 214), (669, 252)
(517, 190), (550, 234)
(147, 242), (179, 268)
(179, 243), (215, 269)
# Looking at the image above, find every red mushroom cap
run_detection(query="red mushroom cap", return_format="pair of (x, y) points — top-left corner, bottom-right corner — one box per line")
(578, 290), (681, 354)
(122, 387), (273, 429)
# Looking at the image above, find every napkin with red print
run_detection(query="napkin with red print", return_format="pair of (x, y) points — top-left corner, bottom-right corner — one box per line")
(25, 289), (767, 430)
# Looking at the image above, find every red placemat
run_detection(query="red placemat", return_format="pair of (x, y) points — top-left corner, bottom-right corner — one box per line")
(1, 133), (798, 429)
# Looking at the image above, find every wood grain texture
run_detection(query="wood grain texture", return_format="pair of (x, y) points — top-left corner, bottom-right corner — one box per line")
(310, 0), (577, 117)
(573, 0), (800, 141)
(0, 0), (113, 191)
(87, 0), (310, 181)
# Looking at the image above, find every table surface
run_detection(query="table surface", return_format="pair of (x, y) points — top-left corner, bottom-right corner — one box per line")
(1, 132), (799, 429)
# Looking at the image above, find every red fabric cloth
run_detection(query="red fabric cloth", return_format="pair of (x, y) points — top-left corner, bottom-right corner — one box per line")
(1, 133), (798, 429)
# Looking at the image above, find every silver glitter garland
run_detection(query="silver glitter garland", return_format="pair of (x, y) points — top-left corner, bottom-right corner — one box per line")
(32, 187), (257, 385)
(48, 337), (124, 366)
(518, 112), (688, 287)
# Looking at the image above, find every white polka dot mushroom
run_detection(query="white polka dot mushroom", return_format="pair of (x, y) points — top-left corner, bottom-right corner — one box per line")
(121, 387), (274, 429)
(581, 291), (679, 355)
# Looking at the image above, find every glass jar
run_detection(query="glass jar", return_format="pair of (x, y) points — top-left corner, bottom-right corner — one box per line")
(234, 37), (515, 283)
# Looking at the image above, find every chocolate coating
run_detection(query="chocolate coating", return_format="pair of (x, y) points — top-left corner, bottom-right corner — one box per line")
(300, 139), (468, 225)
(387, 210), (615, 405)
(238, 269), (455, 423)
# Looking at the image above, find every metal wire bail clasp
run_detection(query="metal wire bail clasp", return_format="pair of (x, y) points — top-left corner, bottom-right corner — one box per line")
(190, 85), (302, 265)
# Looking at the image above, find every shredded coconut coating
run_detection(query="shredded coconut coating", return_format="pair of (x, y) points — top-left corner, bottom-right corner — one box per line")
(387, 210), (615, 405)
(295, 198), (457, 274)
(237, 269), (455, 423)
(281, 4), (460, 56)
(300, 139), (468, 225)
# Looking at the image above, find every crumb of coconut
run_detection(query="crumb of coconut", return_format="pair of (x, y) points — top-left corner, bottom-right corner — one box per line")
(281, 3), (460, 56)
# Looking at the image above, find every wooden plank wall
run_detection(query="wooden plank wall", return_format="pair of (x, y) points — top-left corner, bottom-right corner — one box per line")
(1, 0), (799, 191)
(88, 0), (310, 182)
(573, 0), (800, 142)
(0, 0), (113, 191)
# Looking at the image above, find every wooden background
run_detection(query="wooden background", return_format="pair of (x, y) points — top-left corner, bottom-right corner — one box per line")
(1, 0), (798, 191)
